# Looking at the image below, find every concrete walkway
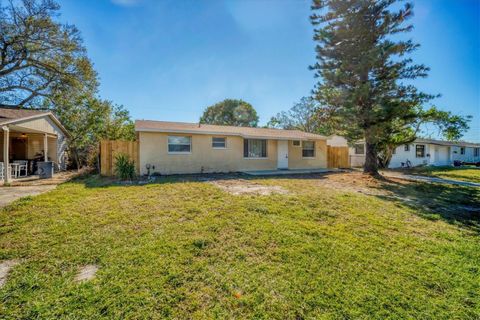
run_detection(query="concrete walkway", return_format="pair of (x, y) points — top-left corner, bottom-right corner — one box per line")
(0, 185), (57, 208)
(383, 172), (480, 187)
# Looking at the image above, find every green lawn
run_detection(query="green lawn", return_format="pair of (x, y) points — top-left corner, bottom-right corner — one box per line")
(0, 174), (479, 319)
(404, 166), (480, 183)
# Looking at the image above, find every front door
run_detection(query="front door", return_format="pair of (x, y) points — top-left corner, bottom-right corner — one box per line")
(277, 140), (288, 169)
(436, 146), (450, 165)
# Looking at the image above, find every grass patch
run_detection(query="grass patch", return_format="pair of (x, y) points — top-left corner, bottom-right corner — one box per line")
(401, 165), (480, 183)
(0, 174), (479, 319)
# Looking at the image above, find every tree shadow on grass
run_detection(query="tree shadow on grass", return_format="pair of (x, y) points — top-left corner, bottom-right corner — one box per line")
(77, 171), (340, 188)
(372, 178), (480, 233)
(74, 171), (479, 233)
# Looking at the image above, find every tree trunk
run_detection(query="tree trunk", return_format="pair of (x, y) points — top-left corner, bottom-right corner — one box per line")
(364, 138), (379, 176)
(377, 145), (393, 169)
(72, 148), (81, 170)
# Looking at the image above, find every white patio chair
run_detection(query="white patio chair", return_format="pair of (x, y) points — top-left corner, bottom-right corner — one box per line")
(0, 162), (4, 181)
(13, 160), (28, 177)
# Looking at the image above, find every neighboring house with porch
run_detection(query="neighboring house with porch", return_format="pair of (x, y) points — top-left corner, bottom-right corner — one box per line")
(1, 108), (69, 182)
(135, 120), (330, 175)
(337, 136), (480, 168)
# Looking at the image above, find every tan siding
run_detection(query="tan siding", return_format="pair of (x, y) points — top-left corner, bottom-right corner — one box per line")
(48, 137), (57, 162)
(13, 117), (60, 135)
(0, 132), (3, 162)
(0, 115), (67, 171)
(27, 134), (43, 159)
(288, 140), (328, 169)
(138, 132), (327, 175)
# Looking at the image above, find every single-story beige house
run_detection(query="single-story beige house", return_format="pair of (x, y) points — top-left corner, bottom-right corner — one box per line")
(135, 120), (329, 175)
(1, 108), (69, 182)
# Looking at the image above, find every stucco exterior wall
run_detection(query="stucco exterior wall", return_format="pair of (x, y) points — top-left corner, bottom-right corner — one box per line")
(138, 132), (327, 175)
(388, 143), (432, 168)
(451, 146), (479, 162)
(288, 140), (327, 169)
(348, 142), (434, 168)
(348, 142), (480, 168)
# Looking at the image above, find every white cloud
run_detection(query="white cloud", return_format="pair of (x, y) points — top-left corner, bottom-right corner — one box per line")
(111, 0), (141, 7)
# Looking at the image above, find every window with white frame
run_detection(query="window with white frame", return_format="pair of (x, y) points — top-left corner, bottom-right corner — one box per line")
(168, 136), (191, 153)
(404, 144), (410, 151)
(302, 141), (315, 158)
(243, 139), (267, 158)
(474, 148), (479, 157)
(354, 144), (365, 155)
(460, 147), (465, 155)
(292, 140), (301, 147)
(212, 137), (226, 149)
(415, 144), (425, 158)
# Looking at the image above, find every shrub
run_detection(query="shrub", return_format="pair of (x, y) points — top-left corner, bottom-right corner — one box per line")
(114, 153), (136, 180)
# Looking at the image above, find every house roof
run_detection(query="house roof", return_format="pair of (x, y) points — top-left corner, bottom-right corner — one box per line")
(416, 138), (480, 148)
(0, 107), (69, 137)
(135, 120), (328, 140)
(351, 137), (480, 148)
(0, 108), (49, 124)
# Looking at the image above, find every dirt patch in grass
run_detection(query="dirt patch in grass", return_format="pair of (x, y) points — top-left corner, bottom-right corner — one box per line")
(0, 259), (20, 288)
(210, 179), (289, 195)
(304, 171), (409, 196)
(74, 264), (99, 282)
(0, 174), (478, 318)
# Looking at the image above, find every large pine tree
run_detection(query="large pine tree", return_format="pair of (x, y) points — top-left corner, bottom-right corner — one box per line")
(310, 0), (436, 175)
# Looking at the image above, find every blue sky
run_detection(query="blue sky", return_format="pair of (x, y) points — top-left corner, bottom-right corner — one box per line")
(58, 0), (479, 142)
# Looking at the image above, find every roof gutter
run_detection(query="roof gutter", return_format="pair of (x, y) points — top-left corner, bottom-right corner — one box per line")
(135, 127), (327, 140)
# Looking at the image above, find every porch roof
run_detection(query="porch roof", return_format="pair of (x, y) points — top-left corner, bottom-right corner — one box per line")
(0, 108), (48, 124)
(0, 107), (69, 137)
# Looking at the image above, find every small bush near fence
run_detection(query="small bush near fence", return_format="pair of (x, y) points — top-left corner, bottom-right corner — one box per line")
(114, 153), (136, 180)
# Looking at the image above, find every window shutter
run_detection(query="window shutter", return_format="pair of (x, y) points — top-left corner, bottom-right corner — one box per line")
(244, 139), (248, 157)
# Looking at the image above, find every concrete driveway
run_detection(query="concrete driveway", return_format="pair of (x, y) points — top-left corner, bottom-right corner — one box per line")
(383, 172), (480, 187)
(0, 185), (57, 208)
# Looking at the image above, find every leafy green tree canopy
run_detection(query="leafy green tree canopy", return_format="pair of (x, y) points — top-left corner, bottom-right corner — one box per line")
(0, 0), (97, 108)
(50, 92), (134, 168)
(200, 99), (258, 127)
(310, 0), (470, 174)
(267, 96), (334, 135)
(0, 0), (134, 169)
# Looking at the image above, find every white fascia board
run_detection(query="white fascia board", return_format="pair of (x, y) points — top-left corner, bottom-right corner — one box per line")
(136, 127), (326, 140)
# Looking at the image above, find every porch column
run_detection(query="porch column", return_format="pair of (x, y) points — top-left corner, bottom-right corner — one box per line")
(43, 133), (48, 162)
(3, 126), (10, 182)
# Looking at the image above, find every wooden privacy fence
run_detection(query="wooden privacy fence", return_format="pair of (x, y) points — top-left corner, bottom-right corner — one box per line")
(327, 146), (350, 168)
(100, 140), (139, 176)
